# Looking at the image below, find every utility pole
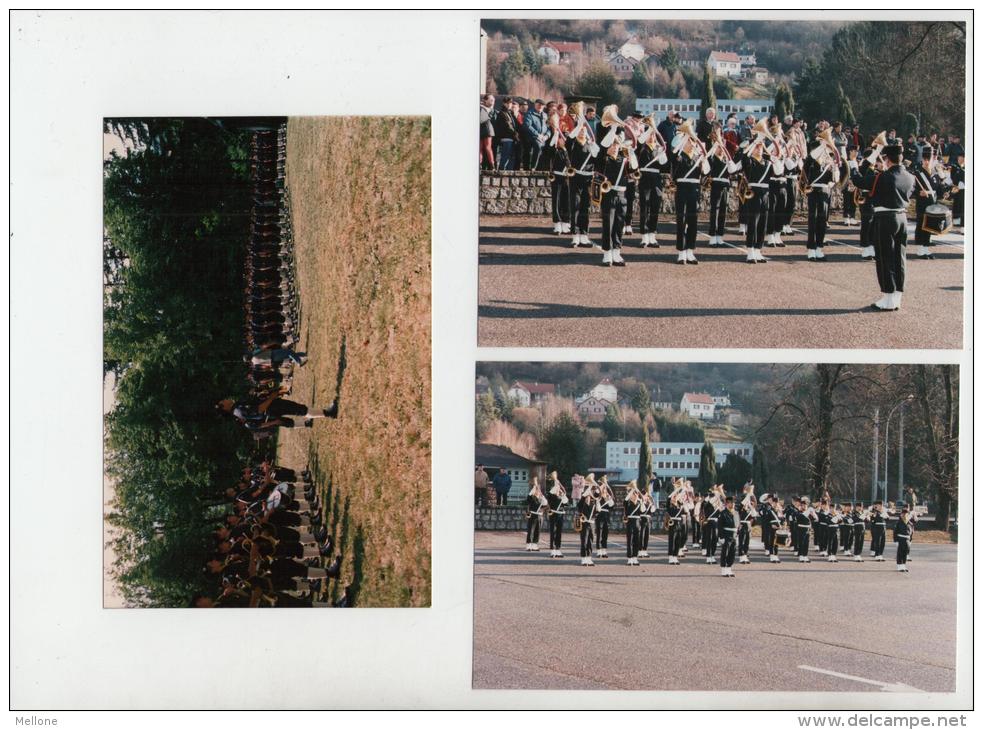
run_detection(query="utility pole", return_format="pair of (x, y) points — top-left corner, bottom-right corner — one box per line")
(871, 407), (879, 503)
(853, 448), (858, 504)
(897, 406), (906, 504)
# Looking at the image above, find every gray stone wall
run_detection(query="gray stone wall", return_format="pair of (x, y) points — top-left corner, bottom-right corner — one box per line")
(478, 170), (845, 217)
(475, 505), (668, 534)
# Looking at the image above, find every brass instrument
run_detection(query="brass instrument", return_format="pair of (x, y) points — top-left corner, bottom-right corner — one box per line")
(798, 165), (811, 195)
(573, 513), (584, 532)
(564, 165), (577, 177)
(736, 175), (754, 201)
(589, 171), (605, 205)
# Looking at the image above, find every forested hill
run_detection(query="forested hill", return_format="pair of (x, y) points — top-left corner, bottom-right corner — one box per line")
(482, 19), (846, 78)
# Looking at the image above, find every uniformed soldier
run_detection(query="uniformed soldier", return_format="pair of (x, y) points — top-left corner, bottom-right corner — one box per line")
(718, 495), (739, 577)
(850, 141), (916, 311)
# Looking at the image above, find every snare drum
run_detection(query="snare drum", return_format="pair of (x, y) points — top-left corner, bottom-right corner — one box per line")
(921, 204), (953, 235)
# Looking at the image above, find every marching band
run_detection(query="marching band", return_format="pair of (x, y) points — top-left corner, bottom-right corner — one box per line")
(535, 103), (960, 309)
(521, 476), (919, 576)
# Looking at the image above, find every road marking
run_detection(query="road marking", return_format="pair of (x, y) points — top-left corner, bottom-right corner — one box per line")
(798, 665), (925, 692)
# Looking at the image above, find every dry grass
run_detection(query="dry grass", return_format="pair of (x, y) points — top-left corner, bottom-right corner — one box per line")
(277, 116), (431, 607)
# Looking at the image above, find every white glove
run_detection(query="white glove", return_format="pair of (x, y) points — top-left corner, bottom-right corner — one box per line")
(728, 160), (742, 173)
(701, 158), (711, 175)
(785, 157), (797, 171)
(656, 151), (668, 165)
(600, 127), (618, 148)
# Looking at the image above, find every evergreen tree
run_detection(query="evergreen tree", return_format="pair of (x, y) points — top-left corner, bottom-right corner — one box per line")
(493, 386), (515, 421)
(630, 62), (651, 98)
(718, 453), (754, 492)
(752, 444), (769, 492)
(631, 382), (651, 418)
(837, 83), (857, 126)
(700, 62), (717, 117)
(659, 42), (680, 75)
(539, 412), (588, 485)
(637, 427), (653, 492)
(774, 83), (794, 121)
(901, 112), (920, 137)
(475, 392), (500, 438)
(601, 403), (623, 442)
(698, 439), (718, 491)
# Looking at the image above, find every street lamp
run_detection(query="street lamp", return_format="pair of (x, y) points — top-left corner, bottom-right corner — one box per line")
(883, 395), (914, 505)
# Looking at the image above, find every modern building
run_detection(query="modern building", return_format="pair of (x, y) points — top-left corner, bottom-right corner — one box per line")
(606, 441), (754, 482)
(475, 442), (547, 504)
(680, 392), (716, 420)
(636, 97), (775, 121)
(708, 50), (742, 77)
(506, 381), (556, 408)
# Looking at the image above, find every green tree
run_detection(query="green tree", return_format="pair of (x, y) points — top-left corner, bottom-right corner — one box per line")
(601, 403), (623, 441)
(713, 75), (735, 101)
(576, 62), (620, 109)
(475, 392), (500, 438)
(637, 427), (653, 491)
(493, 386), (515, 421)
(659, 42), (680, 75)
(539, 412), (588, 485)
(631, 382), (651, 417)
(901, 112), (920, 137)
(630, 62), (651, 98)
(717, 453), (754, 492)
(774, 83), (794, 121)
(700, 62), (717, 117)
(836, 83), (856, 126)
(752, 444), (769, 492)
(698, 439), (717, 491)
(498, 48), (529, 94)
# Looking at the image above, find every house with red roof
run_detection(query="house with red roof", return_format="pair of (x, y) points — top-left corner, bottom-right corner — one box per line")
(507, 381), (556, 408)
(680, 392), (717, 420)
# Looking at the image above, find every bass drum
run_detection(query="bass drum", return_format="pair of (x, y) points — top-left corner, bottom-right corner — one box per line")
(921, 204), (953, 235)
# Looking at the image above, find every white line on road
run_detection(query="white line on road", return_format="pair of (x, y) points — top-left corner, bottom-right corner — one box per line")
(798, 665), (925, 693)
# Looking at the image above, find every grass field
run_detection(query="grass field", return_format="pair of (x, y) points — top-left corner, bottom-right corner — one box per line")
(277, 116), (431, 607)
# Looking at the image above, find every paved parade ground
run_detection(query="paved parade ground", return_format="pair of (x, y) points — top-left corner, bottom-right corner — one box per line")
(473, 531), (958, 693)
(477, 215), (965, 349)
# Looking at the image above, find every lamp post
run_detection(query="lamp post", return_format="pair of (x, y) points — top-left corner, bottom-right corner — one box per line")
(871, 407), (879, 503)
(883, 395), (914, 505)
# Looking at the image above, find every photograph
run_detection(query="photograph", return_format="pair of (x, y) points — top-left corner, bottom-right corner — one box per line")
(473, 362), (959, 691)
(477, 19), (966, 349)
(103, 116), (432, 608)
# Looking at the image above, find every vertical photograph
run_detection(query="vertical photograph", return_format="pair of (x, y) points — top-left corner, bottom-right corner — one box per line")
(473, 362), (960, 692)
(103, 116), (432, 608)
(477, 18), (966, 349)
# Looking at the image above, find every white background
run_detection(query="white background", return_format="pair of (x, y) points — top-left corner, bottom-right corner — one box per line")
(7, 8), (974, 716)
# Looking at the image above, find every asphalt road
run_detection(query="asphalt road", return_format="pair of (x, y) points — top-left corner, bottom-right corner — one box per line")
(473, 530), (957, 692)
(477, 215), (965, 349)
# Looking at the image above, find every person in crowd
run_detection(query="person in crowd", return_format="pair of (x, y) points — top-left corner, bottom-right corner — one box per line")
(474, 464), (489, 507)
(492, 467), (512, 507)
(479, 93), (496, 170)
(494, 97), (520, 171)
(522, 98), (549, 171)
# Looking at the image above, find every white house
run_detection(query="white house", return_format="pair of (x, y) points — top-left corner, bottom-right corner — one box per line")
(738, 52), (757, 67)
(608, 51), (642, 79)
(507, 381), (556, 408)
(652, 400), (674, 412)
(606, 440), (754, 481)
(708, 50), (742, 77)
(586, 378), (618, 404)
(537, 44), (560, 65)
(712, 394), (732, 408)
(619, 38), (647, 62)
(680, 392), (716, 420)
(538, 40), (583, 65)
(744, 66), (769, 84)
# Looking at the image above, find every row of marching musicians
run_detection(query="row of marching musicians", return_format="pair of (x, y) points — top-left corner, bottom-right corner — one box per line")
(543, 103), (962, 271)
(524, 476), (918, 576)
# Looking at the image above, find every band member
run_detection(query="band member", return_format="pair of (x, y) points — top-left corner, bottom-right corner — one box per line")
(737, 492), (756, 564)
(624, 480), (643, 566)
(623, 113), (644, 237)
(894, 509), (914, 572)
(850, 141), (916, 311)
(765, 495), (783, 562)
(545, 472), (569, 558)
(849, 147), (877, 260)
(690, 493), (703, 548)
(766, 125), (789, 248)
(636, 118), (670, 248)
(842, 157), (858, 227)
(577, 483), (598, 566)
(671, 119), (710, 264)
(595, 475), (615, 558)
(736, 129), (773, 263)
(803, 138), (836, 260)
(839, 501), (854, 556)
(783, 120), (805, 234)
(869, 500), (888, 561)
(597, 126), (637, 267)
(706, 127), (741, 247)
(718, 495), (738, 577)
(825, 504), (840, 562)
(815, 499), (830, 556)
(795, 497), (813, 563)
(910, 148), (948, 259)
(701, 487), (722, 563)
(638, 489), (655, 558)
(566, 104), (599, 248)
(666, 489), (685, 565)
(852, 503), (867, 561)
(524, 477), (547, 551)
(950, 153), (965, 226)
(547, 116), (572, 235)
